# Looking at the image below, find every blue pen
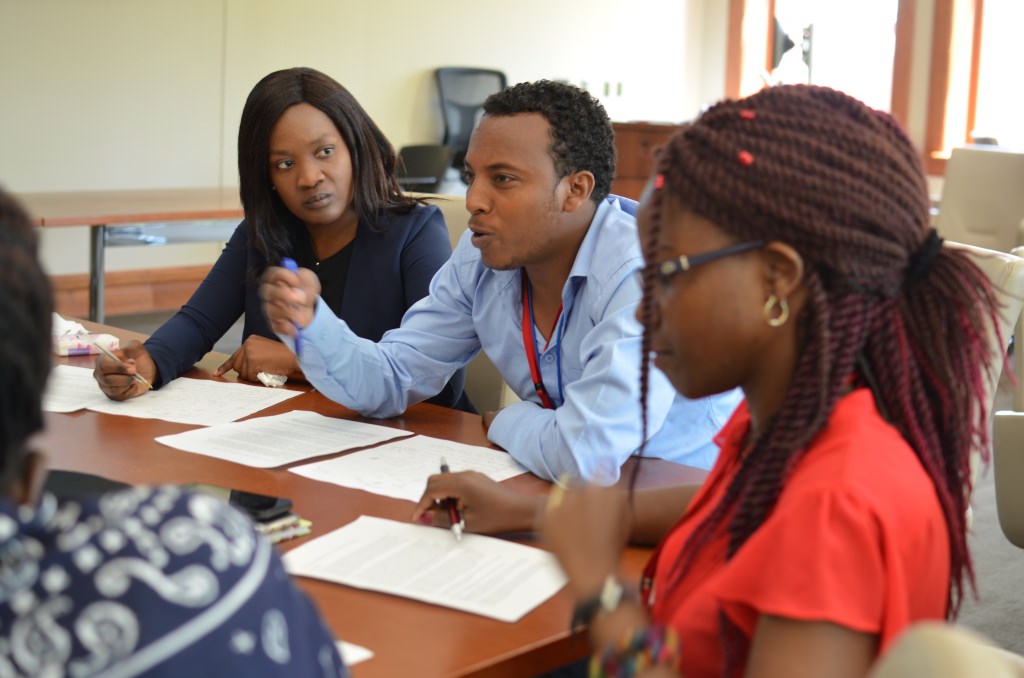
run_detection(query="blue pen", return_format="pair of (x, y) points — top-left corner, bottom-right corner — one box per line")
(281, 257), (302, 357)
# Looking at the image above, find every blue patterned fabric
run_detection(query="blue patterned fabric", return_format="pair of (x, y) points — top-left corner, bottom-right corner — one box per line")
(0, 485), (347, 677)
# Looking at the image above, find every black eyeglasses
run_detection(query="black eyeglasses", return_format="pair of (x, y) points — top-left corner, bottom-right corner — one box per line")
(646, 240), (764, 286)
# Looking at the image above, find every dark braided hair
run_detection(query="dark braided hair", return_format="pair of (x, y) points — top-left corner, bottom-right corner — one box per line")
(482, 80), (616, 203)
(636, 85), (1000, 664)
(0, 188), (53, 477)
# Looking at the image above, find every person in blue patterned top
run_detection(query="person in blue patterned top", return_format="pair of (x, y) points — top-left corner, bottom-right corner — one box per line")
(0, 187), (347, 677)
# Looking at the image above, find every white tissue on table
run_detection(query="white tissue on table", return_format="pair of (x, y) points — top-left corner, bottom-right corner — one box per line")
(257, 371), (288, 388)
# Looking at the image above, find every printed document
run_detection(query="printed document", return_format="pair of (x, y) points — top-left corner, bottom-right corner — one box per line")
(42, 364), (301, 426)
(284, 516), (567, 622)
(155, 410), (411, 467)
(289, 434), (527, 501)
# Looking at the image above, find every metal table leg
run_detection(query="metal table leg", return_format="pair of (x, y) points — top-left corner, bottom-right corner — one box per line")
(89, 224), (106, 322)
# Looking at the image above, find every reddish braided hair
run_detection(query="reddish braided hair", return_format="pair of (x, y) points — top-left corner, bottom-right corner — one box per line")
(637, 85), (1001, 662)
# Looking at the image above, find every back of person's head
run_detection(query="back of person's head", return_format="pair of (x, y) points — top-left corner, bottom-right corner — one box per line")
(237, 67), (411, 262)
(483, 80), (616, 203)
(0, 189), (53, 473)
(646, 85), (998, 633)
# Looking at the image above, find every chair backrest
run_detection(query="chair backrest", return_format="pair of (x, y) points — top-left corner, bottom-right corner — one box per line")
(869, 622), (1024, 678)
(934, 147), (1024, 252)
(989, 243), (1024, 549)
(434, 67), (507, 171)
(397, 144), (452, 194)
(413, 192), (519, 412)
(992, 412), (1024, 548)
(951, 242), (1024, 548)
(408, 192), (467, 248)
(949, 241), (1024, 412)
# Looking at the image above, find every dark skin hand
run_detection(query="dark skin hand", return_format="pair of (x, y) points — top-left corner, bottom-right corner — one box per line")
(92, 340), (158, 401)
(214, 334), (305, 382)
(411, 470), (545, 535)
(541, 483), (633, 599)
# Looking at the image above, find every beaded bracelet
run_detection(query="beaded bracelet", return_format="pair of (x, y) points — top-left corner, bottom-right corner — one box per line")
(588, 625), (680, 678)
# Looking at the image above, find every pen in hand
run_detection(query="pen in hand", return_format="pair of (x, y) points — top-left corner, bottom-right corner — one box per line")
(439, 457), (465, 541)
(281, 257), (302, 357)
(78, 331), (153, 390)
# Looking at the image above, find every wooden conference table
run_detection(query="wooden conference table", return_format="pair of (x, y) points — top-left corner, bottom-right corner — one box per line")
(21, 187), (244, 322)
(38, 322), (708, 678)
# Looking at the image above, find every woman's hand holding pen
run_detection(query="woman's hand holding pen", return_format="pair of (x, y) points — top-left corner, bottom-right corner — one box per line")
(412, 471), (544, 536)
(214, 335), (304, 382)
(93, 340), (158, 401)
(259, 264), (320, 340)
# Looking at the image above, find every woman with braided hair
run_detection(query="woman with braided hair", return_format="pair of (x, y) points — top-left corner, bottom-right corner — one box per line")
(413, 84), (1003, 677)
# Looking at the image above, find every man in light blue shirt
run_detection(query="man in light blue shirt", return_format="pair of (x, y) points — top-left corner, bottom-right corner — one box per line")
(261, 80), (740, 482)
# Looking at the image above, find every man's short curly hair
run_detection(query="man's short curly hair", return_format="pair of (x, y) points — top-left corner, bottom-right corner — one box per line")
(483, 80), (616, 203)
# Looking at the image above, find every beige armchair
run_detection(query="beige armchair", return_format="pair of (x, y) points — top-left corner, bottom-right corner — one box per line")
(870, 622), (1024, 678)
(980, 244), (1024, 550)
(933, 147), (1024, 252)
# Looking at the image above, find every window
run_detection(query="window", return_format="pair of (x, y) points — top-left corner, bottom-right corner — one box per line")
(726, 0), (909, 122)
(728, 0), (1021, 175)
(972, 0), (1024, 150)
(769, 0), (899, 114)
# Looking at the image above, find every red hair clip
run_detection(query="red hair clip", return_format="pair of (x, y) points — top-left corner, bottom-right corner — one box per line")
(738, 150), (755, 166)
(654, 174), (665, 189)
(739, 109), (756, 120)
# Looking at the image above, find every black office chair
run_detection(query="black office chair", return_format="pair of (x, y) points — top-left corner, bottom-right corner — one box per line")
(397, 144), (452, 193)
(434, 67), (507, 177)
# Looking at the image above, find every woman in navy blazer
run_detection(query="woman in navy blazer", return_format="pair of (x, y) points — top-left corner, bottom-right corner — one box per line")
(94, 67), (468, 410)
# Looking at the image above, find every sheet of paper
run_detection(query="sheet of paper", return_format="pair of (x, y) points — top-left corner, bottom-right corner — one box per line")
(335, 641), (373, 667)
(289, 434), (527, 501)
(155, 410), (411, 468)
(285, 516), (567, 623)
(43, 364), (302, 426)
(43, 364), (109, 413)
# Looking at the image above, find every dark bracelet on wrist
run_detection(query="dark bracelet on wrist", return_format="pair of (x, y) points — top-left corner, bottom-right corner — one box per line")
(570, 575), (631, 630)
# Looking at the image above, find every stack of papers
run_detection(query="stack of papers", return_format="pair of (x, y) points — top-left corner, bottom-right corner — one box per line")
(155, 410), (410, 467)
(284, 516), (566, 622)
(289, 435), (527, 501)
(43, 364), (301, 426)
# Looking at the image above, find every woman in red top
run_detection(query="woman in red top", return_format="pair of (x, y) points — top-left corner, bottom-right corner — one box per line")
(413, 85), (1001, 677)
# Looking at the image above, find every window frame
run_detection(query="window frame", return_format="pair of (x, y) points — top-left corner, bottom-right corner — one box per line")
(727, 0), (986, 177)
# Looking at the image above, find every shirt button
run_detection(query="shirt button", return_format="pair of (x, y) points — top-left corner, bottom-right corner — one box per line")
(543, 354), (555, 364)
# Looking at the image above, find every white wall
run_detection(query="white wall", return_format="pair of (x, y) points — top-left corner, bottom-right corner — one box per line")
(1, 0), (719, 195)
(0, 0), (948, 275)
(1, 0), (726, 274)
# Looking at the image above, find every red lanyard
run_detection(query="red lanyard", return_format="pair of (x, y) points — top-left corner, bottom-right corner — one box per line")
(521, 272), (563, 410)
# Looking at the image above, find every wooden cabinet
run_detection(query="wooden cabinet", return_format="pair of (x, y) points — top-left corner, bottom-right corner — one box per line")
(611, 122), (688, 200)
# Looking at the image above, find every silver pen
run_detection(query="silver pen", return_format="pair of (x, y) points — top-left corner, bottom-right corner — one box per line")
(77, 331), (153, 390)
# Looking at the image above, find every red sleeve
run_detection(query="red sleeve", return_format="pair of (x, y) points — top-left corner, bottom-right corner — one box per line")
(713, 487), (887, 636)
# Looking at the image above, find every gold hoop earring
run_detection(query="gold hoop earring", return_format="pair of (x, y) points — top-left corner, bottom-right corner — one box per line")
(763, 294), (789, 328)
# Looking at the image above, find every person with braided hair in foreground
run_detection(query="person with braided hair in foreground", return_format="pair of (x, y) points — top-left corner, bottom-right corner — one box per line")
(413, 84), (1003, 677)
(0, 188), (347, 676)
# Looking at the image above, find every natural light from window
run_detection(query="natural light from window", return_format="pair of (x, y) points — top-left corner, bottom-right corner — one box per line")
(771, 0), (897, 113)
(973, 0), (1024, 150)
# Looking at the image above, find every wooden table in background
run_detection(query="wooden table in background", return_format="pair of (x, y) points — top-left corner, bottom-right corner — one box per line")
(21, 188), (243, 322)
(39, 323), (707, 677)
